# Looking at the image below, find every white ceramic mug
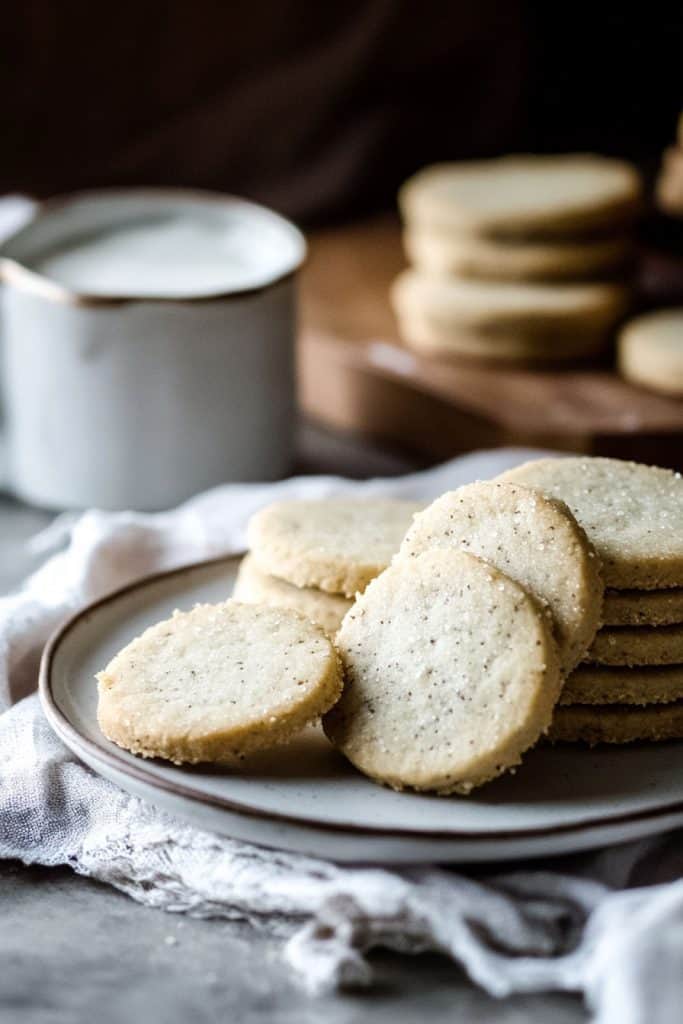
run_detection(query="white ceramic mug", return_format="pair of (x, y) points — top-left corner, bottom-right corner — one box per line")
(0, 189), (306, 510)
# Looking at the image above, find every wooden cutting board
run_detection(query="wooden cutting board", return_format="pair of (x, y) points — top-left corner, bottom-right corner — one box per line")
(298, 218), (683, 468)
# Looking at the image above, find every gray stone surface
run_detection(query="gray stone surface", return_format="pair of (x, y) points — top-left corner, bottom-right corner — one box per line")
(0, 426), (587, 1023)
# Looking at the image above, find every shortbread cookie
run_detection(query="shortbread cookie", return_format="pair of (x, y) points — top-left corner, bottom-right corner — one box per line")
(396, 313), (612, 364)
(561, 664), (683, 705)
(399, 155), (642, 239)
(398, 481), (603, 673)
(324, 549), (561, 794)
(404, 228), (632, 282)
(585, 623), (683, 667)
(97, 602), (342, 764)
(603, 587), (683, 627)
(618, 309), (683, 396)
(391, 271), (628, 342)
(498, 457), (683, 590)
(549, 701), (683, 745)
(248, 499), (422, 598)
(233, 554), (352, 636)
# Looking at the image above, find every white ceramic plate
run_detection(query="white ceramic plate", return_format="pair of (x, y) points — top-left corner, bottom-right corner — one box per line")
(40, 556), (683, 863)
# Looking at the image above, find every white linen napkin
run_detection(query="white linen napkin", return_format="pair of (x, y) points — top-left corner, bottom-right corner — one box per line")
(2, 448), (683, 1024)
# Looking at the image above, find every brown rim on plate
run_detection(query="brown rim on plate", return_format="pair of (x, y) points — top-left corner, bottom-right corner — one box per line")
(0, 187), (306, 308)
(38, 553), (683, 843)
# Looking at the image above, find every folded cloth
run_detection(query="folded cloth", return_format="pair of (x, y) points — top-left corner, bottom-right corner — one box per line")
(2, 449), (683, 1024)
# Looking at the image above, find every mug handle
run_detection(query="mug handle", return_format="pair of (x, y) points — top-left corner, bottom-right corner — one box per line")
(0, 196), (39, 493)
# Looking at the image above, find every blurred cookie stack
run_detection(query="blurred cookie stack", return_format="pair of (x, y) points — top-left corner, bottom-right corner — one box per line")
(391, 154), (642, 365)
(499, 457), (683, 745)
(656, 112), (683, 217)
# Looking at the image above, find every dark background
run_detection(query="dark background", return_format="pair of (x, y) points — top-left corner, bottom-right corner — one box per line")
(2, 2), (682, 224)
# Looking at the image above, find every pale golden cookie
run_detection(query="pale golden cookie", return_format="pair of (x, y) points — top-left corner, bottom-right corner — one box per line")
(395, 312), (612, 364)
(97, 601), (342, 764)
(324, 549), (561, 795)
(248, 498), (422, 598)
(585, 623), (683, 667)
(390, 271), (628, 346)
(398, 481), (603, 673)
(404, 228), (632, 282)
(233, 553), (352, 636)
(561, 664), (683, 705)
(603, 587), (683, 627)
(399, 155), (642, 238)
(498, 457), (683, 590)
(618, 309), (683, 396)
(549, 701), (683, 745)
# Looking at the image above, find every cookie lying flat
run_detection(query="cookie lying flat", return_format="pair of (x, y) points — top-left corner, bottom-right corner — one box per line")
(404, 228), (632, 282)
(585, 623), (683, 667)
(97, 602), (342, 764)
(399, 155), (642, 238)
(603, 587), (683, 627)
(618, 309), (683, 396)
(561, 665), (683, 706)
(398, 481), (603, 673)
(391, 271), (628, 342)
(395, 313), (612, 365)
(498, 457), (683, 590)
(324, 549), (561, 795)
(248, 499), (422, 598)
(233, 553), (352, 636)
(549, 702), (683, 745)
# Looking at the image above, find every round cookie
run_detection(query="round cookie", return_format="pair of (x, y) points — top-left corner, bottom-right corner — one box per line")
(398, 481), (603, 673)
(585, 622), (683, 667)
(497, 457), (683, 590)
(395, 313), (612, 365)
(97, 601), (342, 764)
(561, 665), (683, 706)
(233, 553), (352, 636)
(390, 271), (628, 342)
(248, 499), (422, 598)
(399, 155), (642, 239)
(618, 309), (683, 396)
(549, 702), (683, 745)
(324, 549), (561, 795)
(404, 228), (632, 282)
(603, 587), (683, 627)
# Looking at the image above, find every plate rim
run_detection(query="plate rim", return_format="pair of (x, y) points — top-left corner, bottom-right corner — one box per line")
(39, 553), (683, 843)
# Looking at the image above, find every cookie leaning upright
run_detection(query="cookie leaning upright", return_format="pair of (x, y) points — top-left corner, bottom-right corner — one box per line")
(97, 602), (342, 765)
(497, 457), (683, 590)
(397, 480), (603, 673)
(247, 499), (422, 598)
(324, 549), (561, 795)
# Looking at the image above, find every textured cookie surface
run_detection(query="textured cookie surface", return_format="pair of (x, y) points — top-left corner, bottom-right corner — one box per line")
(391, 271), (628, 338)
(561, 665), (683, 706)
(399, 155), (642, 238)
(97, 601), (342, 764)
(585, 623), (683, 667)
(404, 228), (631, 282)
(324, 549), (561, 795)
(618, 309), (683, 396)
(549, 702), (683, 745)
(398, 481), (603, 673)
(603, 587), (683, 627)
(498, 457), (683, 589)
(248, 499), (422, 597)
(233, 553), (352, 636)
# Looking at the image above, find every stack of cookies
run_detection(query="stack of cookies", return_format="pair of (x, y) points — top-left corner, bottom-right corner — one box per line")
(234, 498), (422, 635)
(391, 154), (641, 365)
(498, 458), (683, 744)
(656, 112), (683, 217)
